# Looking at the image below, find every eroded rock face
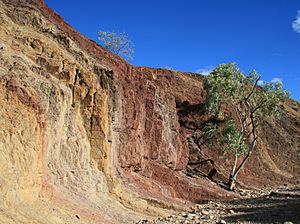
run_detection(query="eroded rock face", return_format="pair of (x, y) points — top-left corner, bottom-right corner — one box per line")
(0, 1), (299, 223)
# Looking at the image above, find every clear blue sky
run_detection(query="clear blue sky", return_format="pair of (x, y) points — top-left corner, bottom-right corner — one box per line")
(45, 0), (300, 101)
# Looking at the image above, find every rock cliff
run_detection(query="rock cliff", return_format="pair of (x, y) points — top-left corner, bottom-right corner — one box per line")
(0, 1), (299, 223)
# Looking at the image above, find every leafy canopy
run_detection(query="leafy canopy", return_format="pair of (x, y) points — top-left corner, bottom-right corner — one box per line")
(203, 63), (290, 190)
(204, 63), (290, 120)
(98, 30), (134, 61)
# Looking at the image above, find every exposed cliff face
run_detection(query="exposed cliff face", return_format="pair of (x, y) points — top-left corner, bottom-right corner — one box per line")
(0, 1), (299, 223)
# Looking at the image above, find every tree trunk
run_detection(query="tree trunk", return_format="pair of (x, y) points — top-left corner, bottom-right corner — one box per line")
(226, 109), (257, 191)
(228, 173), (237, 191)
(227, 152), (251, 191)
(227, 153), (238, 191)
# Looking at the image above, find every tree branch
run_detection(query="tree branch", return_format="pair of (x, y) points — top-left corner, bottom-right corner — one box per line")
(233, 108), (257, 177)
(244, 75), (261, 102)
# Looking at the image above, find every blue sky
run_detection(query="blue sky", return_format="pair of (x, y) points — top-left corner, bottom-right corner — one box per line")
(45, 0), (300, 101)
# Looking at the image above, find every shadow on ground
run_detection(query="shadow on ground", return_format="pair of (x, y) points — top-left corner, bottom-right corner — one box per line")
(224, 190), (300, 223)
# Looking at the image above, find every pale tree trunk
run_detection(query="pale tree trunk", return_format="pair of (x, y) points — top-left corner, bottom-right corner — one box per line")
(227, 125), (257, 191)
(228, 153), (238, 191)
(227, 151), (252, 191)
(227, 108), (257, 191)
(226, 77), (260, 191)
(228, 173), (237, 191)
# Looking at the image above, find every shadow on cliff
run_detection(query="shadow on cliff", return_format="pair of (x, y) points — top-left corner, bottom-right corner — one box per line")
(176, 101), (230, 188)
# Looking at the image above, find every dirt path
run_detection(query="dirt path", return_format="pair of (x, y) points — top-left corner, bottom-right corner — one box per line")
(137, 185), (300, 224)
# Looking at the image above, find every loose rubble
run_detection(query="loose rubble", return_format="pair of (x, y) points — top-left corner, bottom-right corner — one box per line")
(137, 185), (300, 224)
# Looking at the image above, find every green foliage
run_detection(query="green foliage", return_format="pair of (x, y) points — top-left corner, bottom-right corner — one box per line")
(204, 63), (244, 117)
(98, 30), (134, 60)
(203, 122), (217, 144)
(204, 120), (248, 160)
(222, 120), (248, 158)
(257, 81), (290, 118)
(204, 63), (290, 119)
(203, 63), (290, 190)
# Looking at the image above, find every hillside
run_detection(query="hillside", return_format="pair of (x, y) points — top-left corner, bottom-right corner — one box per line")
(0, 0), (299, 223)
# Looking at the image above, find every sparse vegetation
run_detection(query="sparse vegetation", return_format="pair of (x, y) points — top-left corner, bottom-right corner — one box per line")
(98, 30), (134, 60)
(203, 63), (290, 191)
(164, 66), (176, 71)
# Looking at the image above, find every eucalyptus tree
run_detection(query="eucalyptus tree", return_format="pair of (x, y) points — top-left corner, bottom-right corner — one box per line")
(203, 63), (290, 191)
(98, 30), (134, 61)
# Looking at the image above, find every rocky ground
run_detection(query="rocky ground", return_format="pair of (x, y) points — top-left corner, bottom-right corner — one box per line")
(137, 185), (300, 224)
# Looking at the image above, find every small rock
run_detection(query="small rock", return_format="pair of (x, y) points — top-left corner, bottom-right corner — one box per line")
(283, 222), (293, 224)
(181, 212), (188, 217)
(219, 220), (226, 224)
(201, 210), (210, 215)
(229, 209), (235, 214)
(187, 213), (196, 219)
